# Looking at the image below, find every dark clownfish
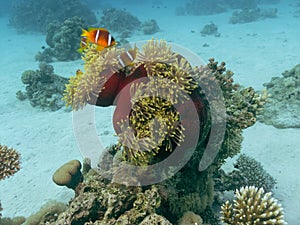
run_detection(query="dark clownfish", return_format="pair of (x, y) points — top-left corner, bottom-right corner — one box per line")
(81, 28), (116, 51)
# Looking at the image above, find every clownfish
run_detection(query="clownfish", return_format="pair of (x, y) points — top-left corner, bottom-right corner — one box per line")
(81, 28), (116, 51)
(117, 47), (138, 68)
(78, 36), (89, 53)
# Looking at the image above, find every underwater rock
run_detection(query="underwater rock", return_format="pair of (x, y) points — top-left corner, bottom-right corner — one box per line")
(229, 7), (277, 24)
(100, 8), (141, 37)
(9, 0), (96, 33)
(17, 63), (68, 111)
(200, 22), (220, 37)
(142, 19), (160, 35)
(36, 17), (87, 62)
(258, 64), (300, 128)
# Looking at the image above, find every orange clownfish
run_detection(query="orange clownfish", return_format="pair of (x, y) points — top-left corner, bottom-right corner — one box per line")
(81, 28), (116, 51)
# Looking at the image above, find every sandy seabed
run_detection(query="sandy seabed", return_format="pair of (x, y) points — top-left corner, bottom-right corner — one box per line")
(0, 1), (299, 224)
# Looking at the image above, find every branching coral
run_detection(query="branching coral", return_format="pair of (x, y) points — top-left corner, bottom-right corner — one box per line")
(223, 154), (276, 192)
(221, 186), (287, 225)
(0, 144), (21, 180)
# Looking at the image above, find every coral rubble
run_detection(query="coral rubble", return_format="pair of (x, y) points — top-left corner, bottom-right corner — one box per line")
(221, 186), (287, 224)
(229, 7), (277, 24)
(259, 64), (300, 128)
(9, 0), (96, 33)
(17, 63), (69, 111)
(36, 17), (87, 62)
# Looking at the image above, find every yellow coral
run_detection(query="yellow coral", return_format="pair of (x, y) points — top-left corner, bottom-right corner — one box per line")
(221, 186), (287, 225)
(0, 144), (21, 180)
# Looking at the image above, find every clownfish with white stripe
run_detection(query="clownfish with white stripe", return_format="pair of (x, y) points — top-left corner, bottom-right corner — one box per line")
(80, 27), (116, 51)
(117, 47), (138, 68)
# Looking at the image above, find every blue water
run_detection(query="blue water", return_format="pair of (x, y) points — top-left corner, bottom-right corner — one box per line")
(0, 0), (299, 224)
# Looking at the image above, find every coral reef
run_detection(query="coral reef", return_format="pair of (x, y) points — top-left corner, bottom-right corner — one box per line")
(177, 211), (204, 225)
(142, 19), (160, 35)
(258, 0), (280, 4)
(0, 216), (26, 225)
(24, 201), (66, 225)
(200, 22), (220, 37)
(229, 7), (277, 24)
(17, 63), (69, 111)
(227, 0), (257, 9)
(184, 0), (226, 15)
(0, 144), (21, 180)
(35, 17), (87, 62)
(221, 186), (287, 224)
(9, 0), (96, 33)
(258, 64), (300, 128)
(215, 154), (276, 193)
(60, 39), (270, 224)
(100, 8), (141, 37)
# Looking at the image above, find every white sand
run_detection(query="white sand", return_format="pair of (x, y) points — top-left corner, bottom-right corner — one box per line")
(0, 1), (299, 223)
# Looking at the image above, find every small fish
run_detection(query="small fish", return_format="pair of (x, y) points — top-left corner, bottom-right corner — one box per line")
(117, 47), (138, 68)
(78, 36), (89, 53)
(81, 28), (116, 51)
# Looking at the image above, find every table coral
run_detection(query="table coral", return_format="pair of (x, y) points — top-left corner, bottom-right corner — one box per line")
(221, 186), (287, 224)
(259, 64), (300, 128)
